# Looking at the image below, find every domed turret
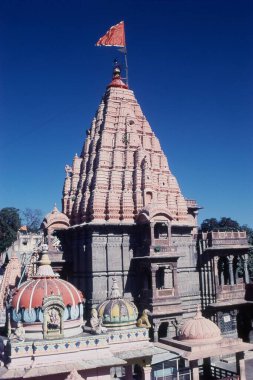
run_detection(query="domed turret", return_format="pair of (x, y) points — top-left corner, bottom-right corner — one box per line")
(11, 245), (84, 339)
(42, 204), (69, 231)
(179, 306), (221, 341)
(97, 278), (138, 328)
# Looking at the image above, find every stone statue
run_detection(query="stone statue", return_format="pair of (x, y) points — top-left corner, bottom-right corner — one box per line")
(47, 308), (60, 330)
(10, 322), (25, 342)
(90, 308), (107, 334)
(137, 309), (151, 328)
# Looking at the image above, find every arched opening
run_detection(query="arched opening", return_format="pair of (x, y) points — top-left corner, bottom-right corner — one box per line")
(146, 191), (152, 204)
(154, 222), (168, 239)
(218, 257), (230, 285)
(156, 267), (165, 289)
(159, 321), (169, 339)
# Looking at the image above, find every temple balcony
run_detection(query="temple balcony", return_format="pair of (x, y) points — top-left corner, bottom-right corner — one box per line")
(201, 231), (249, 251)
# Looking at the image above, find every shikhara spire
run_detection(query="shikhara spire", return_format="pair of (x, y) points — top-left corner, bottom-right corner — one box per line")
(62, 67), (193, 226)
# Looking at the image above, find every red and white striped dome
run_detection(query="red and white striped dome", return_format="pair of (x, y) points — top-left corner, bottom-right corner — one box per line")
(12, 277), (83, 310)
(11, 245), (84, 315)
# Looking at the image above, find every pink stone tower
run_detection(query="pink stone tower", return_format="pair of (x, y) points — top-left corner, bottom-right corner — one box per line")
(62, 65), (193, 226)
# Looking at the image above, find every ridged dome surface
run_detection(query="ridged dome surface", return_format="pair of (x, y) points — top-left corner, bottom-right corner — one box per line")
(12, 277), (83, 310)
(97, 278), (138, 327)
(179, 307), (221, 340)
(42, 204), (69, 229)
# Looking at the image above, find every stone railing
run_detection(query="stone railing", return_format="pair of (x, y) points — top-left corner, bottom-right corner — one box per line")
(217, 283), (245, 302)
(208, 231), (248, 247)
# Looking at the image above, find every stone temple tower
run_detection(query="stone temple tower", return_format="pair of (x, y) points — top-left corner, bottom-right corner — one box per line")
(60, 64), (201, 341)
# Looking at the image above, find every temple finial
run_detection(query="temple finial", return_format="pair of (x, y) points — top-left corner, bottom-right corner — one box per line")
(110, 277), (121, 299)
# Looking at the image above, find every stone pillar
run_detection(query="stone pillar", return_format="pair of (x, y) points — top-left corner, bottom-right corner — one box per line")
(172, 265), (178, 296)
(142, 365), (152, 380)
(153, 318), (160, 342)
(151, 265), (157, 299)
(190, 360), (199, 380)
(164, 266), (171, 289)
(243, 254), (249, 284)
(150, 222), (155, 247)
(236, 351), (246, 380)
(125, 364), (133, 380)
(213, 257), (219, 291)
(228, 255), (234, 286)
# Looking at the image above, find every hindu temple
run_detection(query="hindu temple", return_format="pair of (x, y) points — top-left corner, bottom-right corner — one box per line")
(0, 62), (252, 379)
(59, 63), (252, 344)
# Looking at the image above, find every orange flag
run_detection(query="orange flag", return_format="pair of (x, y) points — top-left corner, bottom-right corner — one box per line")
(96, 21), (126, 47)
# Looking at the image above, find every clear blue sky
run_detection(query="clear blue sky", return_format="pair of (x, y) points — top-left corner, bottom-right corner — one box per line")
(0, 0), (252, 227)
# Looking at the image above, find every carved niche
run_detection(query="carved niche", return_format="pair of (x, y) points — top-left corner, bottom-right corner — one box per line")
(42, 294), (65, 340)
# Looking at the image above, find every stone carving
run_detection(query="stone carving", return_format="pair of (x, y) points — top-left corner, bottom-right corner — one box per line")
(42, 294), (64, 339)
(10, 322), (25, 342)
(137, 309), (151, 328)
(61, 66), (192, 224)
(90, 308), (107, 334)
(47, 308), (61, 330)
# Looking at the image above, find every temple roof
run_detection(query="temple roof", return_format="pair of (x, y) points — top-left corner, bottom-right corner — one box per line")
(62, 66), (196, 226)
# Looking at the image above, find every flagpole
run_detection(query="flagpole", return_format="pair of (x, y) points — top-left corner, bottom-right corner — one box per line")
(124, 48), (128, 86)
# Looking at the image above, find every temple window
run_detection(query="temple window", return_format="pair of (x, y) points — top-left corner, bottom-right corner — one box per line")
(146, 191), (152, 204)
(154, 222), (168, 239)
(156, 267), (165, 289)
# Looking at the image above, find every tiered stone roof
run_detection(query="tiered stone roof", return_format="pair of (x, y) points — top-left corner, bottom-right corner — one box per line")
(63, 66), (191, 225)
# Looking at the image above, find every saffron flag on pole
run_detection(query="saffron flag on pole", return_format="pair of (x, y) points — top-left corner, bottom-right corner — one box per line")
(96, 21), (126, 47)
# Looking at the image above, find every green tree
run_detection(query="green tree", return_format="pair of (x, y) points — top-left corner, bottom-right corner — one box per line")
(0, 208), (21, 253)
(22, 208), (43, 232)
(201, 217), (240, 232)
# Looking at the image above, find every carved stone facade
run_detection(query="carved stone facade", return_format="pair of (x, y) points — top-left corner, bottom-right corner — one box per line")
(58, 65), (252, 343)
(59, 67), (201, 341)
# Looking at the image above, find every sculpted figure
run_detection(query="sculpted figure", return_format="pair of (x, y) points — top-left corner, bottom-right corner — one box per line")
(137, 309), (151, 328)
(10, 322), (25, 342)
(47, 308), (60, 329)
(90, 308), (107, 334)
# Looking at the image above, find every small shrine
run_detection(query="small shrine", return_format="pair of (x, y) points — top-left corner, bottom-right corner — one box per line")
(160, 306), (253, 380)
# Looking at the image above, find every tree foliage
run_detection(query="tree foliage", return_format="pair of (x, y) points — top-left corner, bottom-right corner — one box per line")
(0, 208), (21, 253)
(201, 217), (241, 232)
(22, 208), (43, 232)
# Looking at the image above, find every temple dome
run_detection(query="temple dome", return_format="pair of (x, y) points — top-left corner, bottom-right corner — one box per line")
(179, 306), (221, 341)
(11, 245), (84, 338)
(97, 278), (138, 328)
(42, 204), (69, 230)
